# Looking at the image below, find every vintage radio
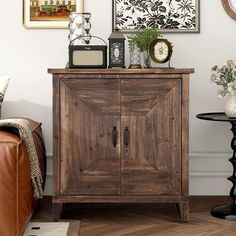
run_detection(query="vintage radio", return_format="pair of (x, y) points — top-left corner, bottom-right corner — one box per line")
(69, 45), (107, 68)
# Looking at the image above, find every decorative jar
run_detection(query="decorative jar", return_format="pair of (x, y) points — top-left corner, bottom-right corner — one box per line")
(225, 93), (236, 117)
(143, 50), (151, 68)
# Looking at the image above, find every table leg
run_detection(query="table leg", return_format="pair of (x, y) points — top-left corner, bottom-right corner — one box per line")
(211, 121), (236, 220)
(178, 201), (189, 222)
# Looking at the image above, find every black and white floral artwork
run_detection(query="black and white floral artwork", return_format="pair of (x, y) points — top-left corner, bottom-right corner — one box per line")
(113, 0), (200, 33)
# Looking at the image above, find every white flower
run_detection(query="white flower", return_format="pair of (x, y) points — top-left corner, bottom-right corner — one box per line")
(227, 60), (236, 67)
(227, 81), (236, 91)
(210, 73), (218, 83)
(217, 89), (226, 98)
(210, 60), (236, 98)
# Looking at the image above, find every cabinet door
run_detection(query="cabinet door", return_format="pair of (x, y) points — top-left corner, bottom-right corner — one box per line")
(60, 79), (120, 195)
(121, 79), (181, 195)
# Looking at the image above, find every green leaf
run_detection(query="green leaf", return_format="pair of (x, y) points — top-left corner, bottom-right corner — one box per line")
(127, 27), (161, 51)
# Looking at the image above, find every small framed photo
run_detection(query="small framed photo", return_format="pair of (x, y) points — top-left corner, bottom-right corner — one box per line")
(112, 0), (200, 33)
(23, 0), (84, 29)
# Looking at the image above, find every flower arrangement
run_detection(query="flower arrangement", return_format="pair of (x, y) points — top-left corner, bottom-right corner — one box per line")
(210, 60), (236, 98)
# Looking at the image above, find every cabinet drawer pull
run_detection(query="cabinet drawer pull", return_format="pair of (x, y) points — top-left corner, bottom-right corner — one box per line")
(112, 126), (118, 147)
(124, 127), (130, 147)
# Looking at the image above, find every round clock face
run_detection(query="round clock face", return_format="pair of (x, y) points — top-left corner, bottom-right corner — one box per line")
(149, 39), (173, 64)
(154, 42), (169, 62)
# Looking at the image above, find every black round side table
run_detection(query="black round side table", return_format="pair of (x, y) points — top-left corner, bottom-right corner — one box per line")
(196, 112), (236, 220)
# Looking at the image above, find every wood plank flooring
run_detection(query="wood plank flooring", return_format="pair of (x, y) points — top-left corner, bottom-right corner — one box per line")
(31, 196), (236, 236)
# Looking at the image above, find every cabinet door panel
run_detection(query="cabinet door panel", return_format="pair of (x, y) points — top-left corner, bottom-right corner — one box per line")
(60, 79), (120, 195)
(121, 79), (181, 195)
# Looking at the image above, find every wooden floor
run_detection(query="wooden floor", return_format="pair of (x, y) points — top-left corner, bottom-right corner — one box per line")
(31, 196), (236, 236)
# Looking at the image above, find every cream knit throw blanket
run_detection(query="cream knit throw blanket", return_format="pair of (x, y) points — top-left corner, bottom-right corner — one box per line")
(0, 118), (43, 199)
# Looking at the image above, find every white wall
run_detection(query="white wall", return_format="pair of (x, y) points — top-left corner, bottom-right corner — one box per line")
(1, 0), (236, 195)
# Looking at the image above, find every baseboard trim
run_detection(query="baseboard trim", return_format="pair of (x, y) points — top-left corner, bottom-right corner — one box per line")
(190, 152), (231, 158)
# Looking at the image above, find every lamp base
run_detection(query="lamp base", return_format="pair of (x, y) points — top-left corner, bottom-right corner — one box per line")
(128, 64), (142, 69)
(211, 203), (236, 220)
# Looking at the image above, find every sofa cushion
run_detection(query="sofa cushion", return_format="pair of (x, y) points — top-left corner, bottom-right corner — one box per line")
(0, 119), (46, 236)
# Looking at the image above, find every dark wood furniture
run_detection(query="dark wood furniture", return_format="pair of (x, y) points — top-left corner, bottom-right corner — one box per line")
(197, 112), (236, 220)
(48, 68), (194, 222)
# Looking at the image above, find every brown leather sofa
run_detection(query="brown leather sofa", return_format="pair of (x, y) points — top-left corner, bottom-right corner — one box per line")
(0, 119), (46, 236)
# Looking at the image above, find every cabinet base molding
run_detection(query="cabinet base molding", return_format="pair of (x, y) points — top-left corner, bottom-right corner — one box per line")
(52, 197), (189, 222)
(53, 196), (188, 203)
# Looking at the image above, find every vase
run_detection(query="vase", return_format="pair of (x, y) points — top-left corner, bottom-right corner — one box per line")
(143, 50), (151, 68)
(225, 94), (236, 117)
(128, 43), (142, 69)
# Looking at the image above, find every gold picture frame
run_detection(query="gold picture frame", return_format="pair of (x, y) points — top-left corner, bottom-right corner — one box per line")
(23, 0), (84, 29)
(222, 0), (236, 21)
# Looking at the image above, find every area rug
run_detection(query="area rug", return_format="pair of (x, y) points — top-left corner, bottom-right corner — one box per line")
(23, 221), (80, 236)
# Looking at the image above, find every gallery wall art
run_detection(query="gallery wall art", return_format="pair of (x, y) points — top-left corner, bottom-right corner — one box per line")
(113, 0), (200, 33)
(23, 0), (84, 28)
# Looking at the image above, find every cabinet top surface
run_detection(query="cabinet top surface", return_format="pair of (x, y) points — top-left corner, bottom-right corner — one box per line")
(48, 68), (194, 75)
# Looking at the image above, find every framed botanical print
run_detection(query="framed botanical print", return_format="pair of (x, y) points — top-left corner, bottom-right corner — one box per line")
(23, 0), (84, 29)
(112, 0), (200, 33)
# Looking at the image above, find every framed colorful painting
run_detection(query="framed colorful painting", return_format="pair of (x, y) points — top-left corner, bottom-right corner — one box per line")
(112, 0), (200, 33)
(23, 0), (84, 28)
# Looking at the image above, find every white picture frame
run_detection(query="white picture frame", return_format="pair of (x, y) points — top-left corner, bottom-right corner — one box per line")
(23, 0), (84, 29)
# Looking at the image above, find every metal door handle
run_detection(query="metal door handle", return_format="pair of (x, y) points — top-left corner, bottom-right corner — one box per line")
(124, 126), (130, 147)
(112, 126), (117, 147)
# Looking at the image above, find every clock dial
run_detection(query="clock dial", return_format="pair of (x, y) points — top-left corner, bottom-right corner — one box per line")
(149, 38), (173, 64)
(154, 42), (169, 62)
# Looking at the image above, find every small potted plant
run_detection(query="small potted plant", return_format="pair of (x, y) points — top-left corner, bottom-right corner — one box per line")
(210, 60), (236, 117)
(128, 27), (160, 68)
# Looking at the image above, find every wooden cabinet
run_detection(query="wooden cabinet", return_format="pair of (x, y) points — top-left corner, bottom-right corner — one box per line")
(48, 68), (194, 222)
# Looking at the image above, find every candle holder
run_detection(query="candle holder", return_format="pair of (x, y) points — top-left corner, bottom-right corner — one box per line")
(128, 42), (142, 69)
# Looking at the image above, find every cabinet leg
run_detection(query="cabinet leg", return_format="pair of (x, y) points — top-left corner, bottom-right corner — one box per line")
(175, 203), (181, 213)
(178, 201), (189, 223)
(52, 203), (63, 222)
